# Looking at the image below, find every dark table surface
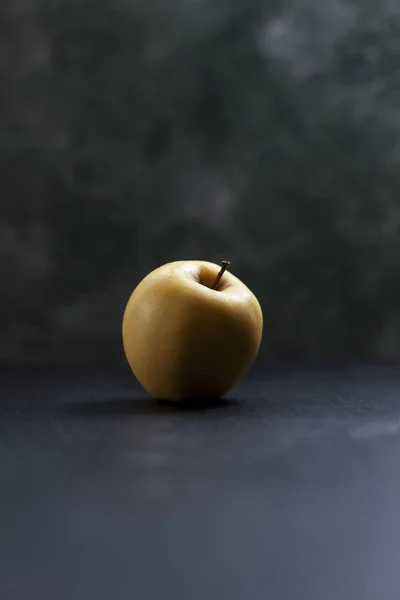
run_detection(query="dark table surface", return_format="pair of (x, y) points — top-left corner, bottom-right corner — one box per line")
(1, 363), (400, 600)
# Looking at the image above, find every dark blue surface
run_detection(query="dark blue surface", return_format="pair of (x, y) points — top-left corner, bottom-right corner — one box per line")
(1, 365), (400, 600)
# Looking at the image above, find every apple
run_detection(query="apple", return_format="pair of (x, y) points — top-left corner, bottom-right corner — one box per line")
(122, 260), (263, 400)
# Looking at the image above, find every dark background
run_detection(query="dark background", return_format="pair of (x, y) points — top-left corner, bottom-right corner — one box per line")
(2, 0), (400, 366)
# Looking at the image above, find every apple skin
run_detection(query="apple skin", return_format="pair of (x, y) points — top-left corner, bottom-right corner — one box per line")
(122, 260), (263, 401)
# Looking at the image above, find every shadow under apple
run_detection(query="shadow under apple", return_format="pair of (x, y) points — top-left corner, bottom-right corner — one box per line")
(59, 396), (240, 419)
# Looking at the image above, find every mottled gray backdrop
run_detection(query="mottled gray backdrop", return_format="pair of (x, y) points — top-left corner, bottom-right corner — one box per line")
(2, 0), (400, 365)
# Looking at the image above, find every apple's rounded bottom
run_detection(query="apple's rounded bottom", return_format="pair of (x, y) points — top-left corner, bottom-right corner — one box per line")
(139, 374), (242, 403)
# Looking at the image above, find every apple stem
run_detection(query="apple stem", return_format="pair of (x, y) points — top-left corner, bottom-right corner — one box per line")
(212, 260), (231, 290)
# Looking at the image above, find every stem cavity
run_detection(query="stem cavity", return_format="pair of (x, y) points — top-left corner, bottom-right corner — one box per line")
(211, 260), (230, 290)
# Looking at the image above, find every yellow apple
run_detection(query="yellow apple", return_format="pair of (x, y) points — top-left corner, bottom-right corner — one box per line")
(122, 260), (263, 400)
